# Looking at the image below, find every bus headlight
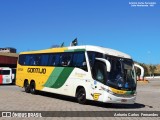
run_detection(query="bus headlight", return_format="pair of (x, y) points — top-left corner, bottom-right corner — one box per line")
(106, 89), (115, 95)
(133, 91), (137, 96)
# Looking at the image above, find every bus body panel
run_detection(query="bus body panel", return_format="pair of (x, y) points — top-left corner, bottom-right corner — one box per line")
(16, 65), (54, 89)
(16, 64), (92, 97)
(0, 73), (2, 84)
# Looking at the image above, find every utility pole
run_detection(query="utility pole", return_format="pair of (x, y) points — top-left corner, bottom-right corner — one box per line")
(147, 51), (151, 77)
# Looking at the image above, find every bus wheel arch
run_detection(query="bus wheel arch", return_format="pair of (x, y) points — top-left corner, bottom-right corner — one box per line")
(76, 86), (87, 104)
(24, 79), (30, 93)
(30, 80), (37, 94)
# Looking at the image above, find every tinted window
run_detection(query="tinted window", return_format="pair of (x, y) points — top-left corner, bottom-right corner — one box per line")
(19, 54), (47, 66)
(87, 51), (103, 68)
(19, 55), (26, 65)
(28, 55), (36, 65)
(18, 52), (87, 71)
(71, 52), (87, 71)
(0, 70), (10, 75)
(23, 55), (33, 65)
(60, 53), (72, 66)
(40, 54), (49, 66)
(48, 54), (60, 66)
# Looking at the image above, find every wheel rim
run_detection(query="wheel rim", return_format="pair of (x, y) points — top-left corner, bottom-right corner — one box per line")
(30, 83), (35, 93)
(24, 82), (29, 92)
(77, 89), (86, 103)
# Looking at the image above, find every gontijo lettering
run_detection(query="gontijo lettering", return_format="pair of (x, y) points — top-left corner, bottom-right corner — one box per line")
(27, 68), (46, 74)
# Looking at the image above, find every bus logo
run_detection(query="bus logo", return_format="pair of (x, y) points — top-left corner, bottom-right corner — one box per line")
(91, 93), (101, 101)
(27, 68), (46, 74)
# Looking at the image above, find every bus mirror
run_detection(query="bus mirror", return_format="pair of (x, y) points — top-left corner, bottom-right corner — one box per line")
(95, 58), (111, 72)
(134, 63), (144, 80)
(12, 74), (15, 79)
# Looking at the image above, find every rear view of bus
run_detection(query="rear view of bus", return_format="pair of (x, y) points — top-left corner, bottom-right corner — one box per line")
(0, 67), (14, 84)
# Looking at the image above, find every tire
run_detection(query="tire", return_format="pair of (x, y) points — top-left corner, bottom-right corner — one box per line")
(105, 103), (113, 107)
(11, 79), (15, 85)
(24, 81), (30, 93)
(76, 88), (86, 104)
(30, 81), (37, 94)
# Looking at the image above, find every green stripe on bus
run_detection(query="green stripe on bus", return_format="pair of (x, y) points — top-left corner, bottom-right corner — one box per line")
(64, 49), (85, 52)
(44, 67), (64, 87)
(50, 67), (74, 88)
(126, 91), (135, 95)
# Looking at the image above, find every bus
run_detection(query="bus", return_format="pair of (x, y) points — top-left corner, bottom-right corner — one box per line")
(0, 67), (16, 84)
(16, 45), (137, 104)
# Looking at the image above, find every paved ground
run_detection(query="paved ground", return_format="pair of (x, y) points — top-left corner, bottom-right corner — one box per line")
(0, 78), (160, 120)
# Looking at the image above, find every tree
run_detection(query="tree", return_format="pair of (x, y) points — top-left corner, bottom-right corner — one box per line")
(141, 63), (149, 76)
(149, 65), (156, 76)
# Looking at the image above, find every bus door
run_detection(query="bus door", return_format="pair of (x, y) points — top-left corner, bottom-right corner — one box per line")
(91, 60), (107, 101)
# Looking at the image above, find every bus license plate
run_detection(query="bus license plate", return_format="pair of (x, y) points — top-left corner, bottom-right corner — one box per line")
(6, 79), (10, 83)
(121, 99), (127, 102)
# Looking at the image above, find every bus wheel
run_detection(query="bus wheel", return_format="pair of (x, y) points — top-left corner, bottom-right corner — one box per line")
(76, 88), (86, 104)
(24, 81), (30, 93)
(30, 81), (37, 94)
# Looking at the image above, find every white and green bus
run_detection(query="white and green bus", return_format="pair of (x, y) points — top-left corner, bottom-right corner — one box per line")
(16, 45), (137, 104)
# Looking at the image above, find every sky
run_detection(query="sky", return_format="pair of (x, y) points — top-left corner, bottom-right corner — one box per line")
(0, 0), (159, 64)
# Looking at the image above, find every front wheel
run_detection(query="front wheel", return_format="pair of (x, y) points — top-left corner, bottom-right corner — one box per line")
(76, 88), (86, 104)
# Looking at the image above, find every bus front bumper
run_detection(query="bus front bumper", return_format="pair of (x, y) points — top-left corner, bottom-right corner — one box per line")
(103, 93), (136, 104)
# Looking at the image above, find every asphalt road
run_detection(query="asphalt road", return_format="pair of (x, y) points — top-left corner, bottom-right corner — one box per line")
(0, 78), (160, 120)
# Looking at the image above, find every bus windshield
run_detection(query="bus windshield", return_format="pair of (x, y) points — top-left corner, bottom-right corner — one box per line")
(0, 70), (10, 75)
(106, 57), (136, 91)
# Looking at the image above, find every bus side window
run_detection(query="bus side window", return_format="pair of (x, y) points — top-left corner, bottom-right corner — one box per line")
(48, 54), (60, 66)
(49, 55), (56, 66)
(25, 55), (32, 65)
(87, 52), (95, 68)
(60, 53), (72, 67)
(29, 55), (36, 66)
(72, 52), (87, 71)
(19, 55), (26, 65)
(34, 55), (41, 66)
(87, 51), (103, 69)
(40, 54), (49, 66)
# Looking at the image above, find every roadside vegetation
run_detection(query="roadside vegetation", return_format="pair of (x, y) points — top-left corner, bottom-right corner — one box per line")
(135, 62), (160, 77)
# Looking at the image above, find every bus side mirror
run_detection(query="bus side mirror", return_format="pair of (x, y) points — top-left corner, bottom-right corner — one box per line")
(12, 74), (15, 79)
(95, 58), (111, 72)
(134, 63), (144, 80)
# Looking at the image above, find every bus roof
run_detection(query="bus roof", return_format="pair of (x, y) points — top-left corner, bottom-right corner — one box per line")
(70, 45), (131, 59)
(20, 45), (131, 59)
(0, 67), (11, 70)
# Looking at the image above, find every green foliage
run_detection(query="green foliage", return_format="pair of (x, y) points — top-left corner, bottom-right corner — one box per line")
(149, 65), (156, 76)
(135, 61), (158, 76)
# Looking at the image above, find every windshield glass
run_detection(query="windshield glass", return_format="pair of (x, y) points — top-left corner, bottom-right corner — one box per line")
(106, 56), (136, 91)
(0, 70), (10, 75)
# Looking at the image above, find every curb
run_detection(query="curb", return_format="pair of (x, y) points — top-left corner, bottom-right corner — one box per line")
(137, 80), (149, 84)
